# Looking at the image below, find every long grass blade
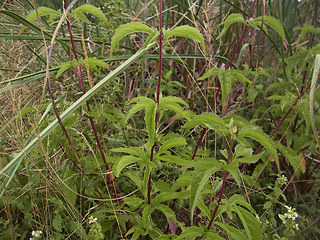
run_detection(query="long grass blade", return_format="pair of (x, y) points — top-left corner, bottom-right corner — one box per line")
(0, 41), (156, 199)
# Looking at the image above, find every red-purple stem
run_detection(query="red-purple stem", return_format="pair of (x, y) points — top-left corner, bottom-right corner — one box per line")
(147, 0), (163, 204)
(63, 0), (110, 172)
(207, 138), (235, 230)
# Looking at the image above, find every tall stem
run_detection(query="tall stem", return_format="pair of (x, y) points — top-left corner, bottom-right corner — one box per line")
(147, 0), (163, 204)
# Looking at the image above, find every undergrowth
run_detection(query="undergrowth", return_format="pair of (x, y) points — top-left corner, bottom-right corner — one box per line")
(0, 0), (319, 239)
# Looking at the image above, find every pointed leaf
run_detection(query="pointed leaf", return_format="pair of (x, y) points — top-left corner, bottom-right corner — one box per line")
(233, 206), (262, 240)
(164, 25), (206, 53)
(73, 4), (108, 25)
(184, 113), (227, 133)
(253, 16), (285, 40)
(158, 137), (187, 155)
(111, 22), (155, 54)
(113, 156), (143, 177)
(238, 127), (279, 170)
(213, 222), (247, 240)
(190, 168), (214, 223)
(217, 13), (244, 39)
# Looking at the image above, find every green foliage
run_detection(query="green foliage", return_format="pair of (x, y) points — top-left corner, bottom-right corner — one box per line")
(164, 25), (206, 53)
(1, 1), (319, 239)
(72, 4), (108, 25)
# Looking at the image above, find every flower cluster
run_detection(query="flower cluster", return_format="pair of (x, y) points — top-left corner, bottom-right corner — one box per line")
(29, 230), (42, 239)
(279, 205), (299, 230)
(88, 216), (98, 224)
(277, 174), (288, 186)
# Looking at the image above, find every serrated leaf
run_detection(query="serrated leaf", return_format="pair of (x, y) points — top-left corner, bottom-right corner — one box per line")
(190, 168), (214, 224)
(158, 137), (187, 155)
(198, 68), (251, 107)
(213, 222), (247, 240)
(223, 162), (241, 186)
(164, 25), (206, 54)
(56, 58), (108, 78)
(111, 147), (146, 159)
(73, 4), (108, 25)
(228, 194), (256, 214)
(152, 191), (189, 205)
(277, 145), (301, 177)
(238, 127), (279, 170)
(177, 226), (203, 240)
(205, 232), (224, 240)
(19, 7), (60, 33)
(184, 112), (227, 133)
(62, 170), (78, 207)
(156, 204), (177, 223)
(110, 22), (155, 55)
(158, 155), (190, 166)
(234, 152), (264, 165)
(217, 13), (244, 39)
(125, 97), (156, 145)
(297, 24), (320, 40)
(113, 156), (143, 177)
(253, 16), (285, 40)
(53, 214), (62, 232)
(233, 206), (262, 240)
(142, 204), (154, 228)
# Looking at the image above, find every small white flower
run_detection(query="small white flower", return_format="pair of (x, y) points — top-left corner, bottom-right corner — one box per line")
(283, 221), (286, 224)
(32, 231), (35, 236)
(284, 213), (288, 218)
(288, 214), (292, 219)
(292, 217), (296, 221)
(295, 224), (299, 230)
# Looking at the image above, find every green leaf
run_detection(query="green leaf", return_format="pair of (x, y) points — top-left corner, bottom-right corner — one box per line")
(223, 162), (241, 186)
(111, 147), (146, 159)
(297, 24), (320, 40)
(73, 4), (108, 25)
(177, 226), (204, 240)
(156, 204), (177, 223)
(125, 97), (156, 145)
(228, 194), (256, 214)
(158, 96), (190, 119)
(213, 222), (247, 240)
(184, 112), (227, 134)
(233, 206), (262, 240)
(190, 168), (214, 224)
(62, 170), (78, 207)
(53, 214), (62, 232)
(110, 22), (155, 55)
(158, 137), (187, 155)
(164, 25), (206, 54)
(277, 145), (301, 178)
(198, 68), (251, 107)
(157, 155), (190, 166)
(253, 16), (285, 40)
(56, 58), (109, 78)
(238, 127), (279, 170)
(113, 156), (143, 177)
(155, 235), (178, 240)
(217, 13), (244, 39)
(205, 232), (224, 240)
(19, 6), (60, 33)
(152, 191), (189, 205)
(142, 204), (154, 228)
